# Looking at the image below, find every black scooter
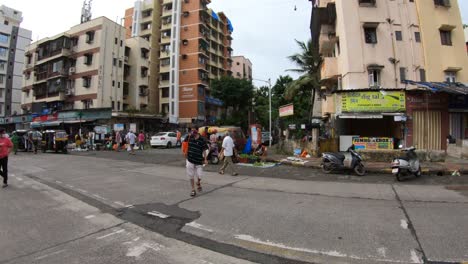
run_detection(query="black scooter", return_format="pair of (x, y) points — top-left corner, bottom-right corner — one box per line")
(321, 145), (366, 176)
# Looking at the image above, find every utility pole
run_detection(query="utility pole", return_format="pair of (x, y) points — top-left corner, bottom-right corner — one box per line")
(253, 78), (273, 147)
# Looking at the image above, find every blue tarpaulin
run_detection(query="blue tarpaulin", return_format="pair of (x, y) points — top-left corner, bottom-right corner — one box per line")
(227, 18), (234, 32)
(405, 80), (468, 95)
(211, 10), (219, 21)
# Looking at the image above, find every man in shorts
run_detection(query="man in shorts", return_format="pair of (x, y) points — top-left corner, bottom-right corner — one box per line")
(185, 130), (208, 197)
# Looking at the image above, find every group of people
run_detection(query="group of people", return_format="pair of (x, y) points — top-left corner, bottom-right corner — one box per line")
(106, 130), (146, 155)
(184, 128), (237, 197)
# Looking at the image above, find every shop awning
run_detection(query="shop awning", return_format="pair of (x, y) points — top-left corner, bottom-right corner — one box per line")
(30, 121), (62, 128)
(405, 80), (468, 95)
(339, 114), (383, 119)
(63, 119), (95, 124)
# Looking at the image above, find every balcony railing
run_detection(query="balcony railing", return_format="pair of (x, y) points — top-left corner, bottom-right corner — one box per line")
(321, 57), (338, 81)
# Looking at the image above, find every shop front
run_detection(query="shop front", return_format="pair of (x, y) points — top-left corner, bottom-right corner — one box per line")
(336, 90), (406, 150)
(405, 92), (449, 151)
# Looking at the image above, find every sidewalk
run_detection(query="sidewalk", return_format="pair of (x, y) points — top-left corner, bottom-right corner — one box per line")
(265, 154), (468, 175)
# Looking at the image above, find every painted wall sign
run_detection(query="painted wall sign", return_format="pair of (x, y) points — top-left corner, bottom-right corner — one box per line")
(352, 137), (394, 150)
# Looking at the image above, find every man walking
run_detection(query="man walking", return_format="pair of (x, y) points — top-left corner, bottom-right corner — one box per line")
(138, 131), (145, 150)
(176, 130), (182, 147)
(219, 132), (238, 176)
(126, 130), (137, 155)
(115, 131), (122, 152)
(185, 130), (208, 197)
(0, 128), (13, 188)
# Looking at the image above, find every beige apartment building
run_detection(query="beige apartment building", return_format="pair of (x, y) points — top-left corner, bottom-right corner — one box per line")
(312, 0), (468, 151)
(22, 17), (151, 114)
(232, 56), (252, 81)
(125, 0), (234, 125)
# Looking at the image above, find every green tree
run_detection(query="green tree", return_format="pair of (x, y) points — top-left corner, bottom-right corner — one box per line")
(285, 39), (323, 121)
(211, 76), (255, 130)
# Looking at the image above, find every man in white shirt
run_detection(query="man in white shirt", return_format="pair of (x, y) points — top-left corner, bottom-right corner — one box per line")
(125, 131), (137, 155)
(219, 132), (238, 176)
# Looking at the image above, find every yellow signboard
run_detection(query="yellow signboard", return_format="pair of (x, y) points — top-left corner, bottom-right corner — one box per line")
(342, 91), (405, 112)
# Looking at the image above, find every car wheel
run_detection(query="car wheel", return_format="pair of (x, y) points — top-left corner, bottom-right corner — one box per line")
(167, 142), (172, 149)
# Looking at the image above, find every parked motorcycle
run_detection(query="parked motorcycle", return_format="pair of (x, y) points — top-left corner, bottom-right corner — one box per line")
(207, 142), (220, 164)
(321, 145), (366, 176)
(391, 146), (421, 181)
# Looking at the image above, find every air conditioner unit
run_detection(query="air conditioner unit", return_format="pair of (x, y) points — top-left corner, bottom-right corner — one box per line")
(69, 67), (76, 74)
(66, 89), (74, 96)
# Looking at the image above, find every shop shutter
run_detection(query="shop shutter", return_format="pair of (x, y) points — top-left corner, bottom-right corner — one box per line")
(413, 111), (441, 150)
(449, 113), (462, 140)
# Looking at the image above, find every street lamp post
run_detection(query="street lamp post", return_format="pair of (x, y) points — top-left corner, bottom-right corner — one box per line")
(253, 78), (272, 148)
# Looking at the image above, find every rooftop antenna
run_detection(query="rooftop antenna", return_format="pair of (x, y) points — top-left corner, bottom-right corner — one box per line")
(81, 0), (92, 24)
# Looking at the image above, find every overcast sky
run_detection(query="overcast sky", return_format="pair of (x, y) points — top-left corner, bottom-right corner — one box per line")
(2, 0), (468, 87)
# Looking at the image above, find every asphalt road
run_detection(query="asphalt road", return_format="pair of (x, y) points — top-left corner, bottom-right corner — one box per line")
(1, 151), (468, 264)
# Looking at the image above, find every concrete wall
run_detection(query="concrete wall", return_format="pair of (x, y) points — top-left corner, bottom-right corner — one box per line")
(415, 0), (468, 83)
(332, 0), (423, 90)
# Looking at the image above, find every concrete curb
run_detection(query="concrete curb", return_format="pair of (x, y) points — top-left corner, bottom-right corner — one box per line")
(268, 159), (468, 175)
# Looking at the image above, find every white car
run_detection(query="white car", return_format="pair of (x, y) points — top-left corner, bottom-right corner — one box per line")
(150, 132), (178, 148)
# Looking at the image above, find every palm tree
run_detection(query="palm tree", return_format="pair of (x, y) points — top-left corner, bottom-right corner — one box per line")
(286, 39), (323, 120)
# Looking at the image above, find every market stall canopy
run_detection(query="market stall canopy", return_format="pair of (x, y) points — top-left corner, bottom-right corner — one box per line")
(405, 80), (468, 95)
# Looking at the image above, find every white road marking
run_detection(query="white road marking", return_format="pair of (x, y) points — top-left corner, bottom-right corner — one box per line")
(96, 229), (125, 240)
(126, 243), (162, 258)
(35, 249), (66, 260)
(400, 219), (408, 229)
(377, 247), (387, 258)
(147, 211), (170, 219)
(55, 180), (62, 184)
(85, 215), (95, 219)
(92, 194), (107, 200)
(234, 234), (410, 262)
(114, 201), (126, 206)
(410, 249), (423, 263)
(77, 189), (88, 193)
(235, 234), (346, 257)
(125, 204), (134, 208)
(133, 237), (140, 242)
(185, 221), (213, 233)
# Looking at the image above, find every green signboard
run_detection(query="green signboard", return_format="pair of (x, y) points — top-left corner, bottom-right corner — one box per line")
(342, 91), (406, 112)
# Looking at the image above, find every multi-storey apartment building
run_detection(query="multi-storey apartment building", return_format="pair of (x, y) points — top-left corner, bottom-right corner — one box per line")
(0, 5), (31, 117)
(311, 0), (468, 151)
(21, 17), (151, 118)
(125, 0), (233, 125)
(232, 56), (252, 81)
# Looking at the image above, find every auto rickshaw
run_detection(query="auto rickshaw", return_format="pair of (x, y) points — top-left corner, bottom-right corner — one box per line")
(12, 130), (29, 152)
(41, 130), (69, 154)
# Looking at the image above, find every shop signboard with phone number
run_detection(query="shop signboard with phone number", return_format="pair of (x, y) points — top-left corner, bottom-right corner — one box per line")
(342, 91), (405, 112)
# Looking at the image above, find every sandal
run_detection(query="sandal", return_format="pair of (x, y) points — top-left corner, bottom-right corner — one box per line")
(190, 190), (196, 197)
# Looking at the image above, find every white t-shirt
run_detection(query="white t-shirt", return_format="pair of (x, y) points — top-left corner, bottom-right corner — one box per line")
(222, 136), (235, 157)
(126, 132), (137, 145)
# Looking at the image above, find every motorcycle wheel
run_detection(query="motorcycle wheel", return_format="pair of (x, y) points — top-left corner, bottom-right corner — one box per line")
(211, 156), (219, 165)
(354, 163), (366, 176)
(396, 172), (403, 182)
(322, 161), (334, 174)
(415, 166), (422, 178)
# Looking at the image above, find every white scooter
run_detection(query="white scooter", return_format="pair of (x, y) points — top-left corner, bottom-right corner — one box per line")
(391, 146), (421, 181)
